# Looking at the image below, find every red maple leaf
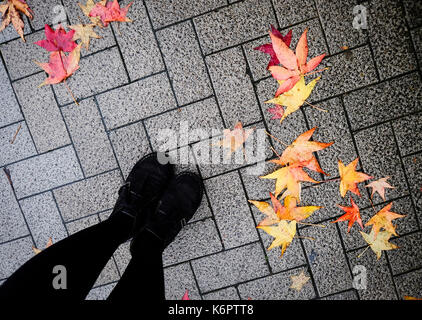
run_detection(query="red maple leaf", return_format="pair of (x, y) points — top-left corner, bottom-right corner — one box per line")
(267, 105), (285, 120)
(254, 25), (292, 70)
(34, 24), (77, 52)
(331, 197), (363, 233)
(89, 0), (133, 27)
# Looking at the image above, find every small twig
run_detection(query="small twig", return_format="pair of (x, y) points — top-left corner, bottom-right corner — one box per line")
(64, 80), (79, 106)
(265, 130), (288, 147)
(305, 67), (329, 77)
(3, 167), (14, 191)
(10, 124), (22, 144)
(368, 197), (378, 214)
(357, 246), (370, 258)
(296, 236), (315, 241)
(270, 146), (281, 158)
(304, 100), (328, 112)
(297, 221), (326, 228)
(307, 177), (339, 188)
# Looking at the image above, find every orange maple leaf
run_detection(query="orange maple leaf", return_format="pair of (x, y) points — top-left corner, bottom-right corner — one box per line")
(331, 197), (363, 233)
(89, 0), (133, 27)
(270, 127), (333, 175)
(365, 202), (405, 238)
(0, 0), (33, 41)
(338, 158), (373, 197)
(215, 122), (254, 157)
(260, 160), (319, 199)
(365, 177), (395, 201)
(35, 44), (82, 86)
(268, 28), (326, 96)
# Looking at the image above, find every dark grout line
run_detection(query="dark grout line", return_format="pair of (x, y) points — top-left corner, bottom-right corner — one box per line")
(0, 234), (31, 248)
(312, 0), (331, 57)
(109, 24), (131, 83)
(50, 190), (71, 238)
(188, 261), (204, 300)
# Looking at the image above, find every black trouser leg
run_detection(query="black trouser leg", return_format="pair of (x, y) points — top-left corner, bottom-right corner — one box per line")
(0, 216), (132, 301)
(107, 230), (165, 302)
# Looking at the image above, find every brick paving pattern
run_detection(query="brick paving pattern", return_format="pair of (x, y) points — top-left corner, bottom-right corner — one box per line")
(0, 0), (421, 300)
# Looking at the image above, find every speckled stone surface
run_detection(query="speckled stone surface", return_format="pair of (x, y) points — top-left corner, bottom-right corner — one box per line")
(62, 98), (117, 177)
(0, 0), (420, 300)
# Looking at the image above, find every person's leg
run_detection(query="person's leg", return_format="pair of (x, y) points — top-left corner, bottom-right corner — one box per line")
(0, 215), (132, 301)
(107, 172), (203, 302)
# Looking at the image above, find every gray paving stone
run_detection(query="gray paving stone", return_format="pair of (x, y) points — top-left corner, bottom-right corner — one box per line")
(251, 206), (307, 273)
(145, 0), (227, 29)
(164, 262), (201, 300)
(304, 98), (358, 177)
(343, 72), (422, 131)
(13, 73), (71, 153)
(156, 21), (212, 105)
(347, 249), (398, 300)
(113, 241), (131, 275)
(163, 218), (223, 267)
(0, 30), (46, 80)
(340, 197), (418, 251)
(242, 36), (272, 82)
(86, 282), (116, 300)
(8, 146), (83, 199)
(411, 28), (422, 64)
(205, 171), (259, 249)
(97, 72), (177, 130)
(192, 122), (272, 179)
(301, 223), (354, 297)
(0, 59), (22, 128)
(394, 268), (422, 299)
(191, 242), (269, 292)
(355, 123), (409, 201)
(392, 112), (422, 156)
(0, 170), (28, 243)
(240, 161), (279, 201)
(66, 215), (100, 235)
(54, 170), (122, 221)
(0, 236), (34, 279)
(62, 0), (116, 56)
(403, 0), (422, 28)
(311, 45), (378, 102)
(403, 154), (422, 225)
(98, 209), (112, 222)
(109, 122), (151, 179)
(368, 0), (417, 80)
(112, 0), (164, 80)
(272, 0), (317, 28)
(315, 0), (367, 54)
(0, 122), (36, 167)
(202, 287), (240, 300)
(206, 46), (262, 127)
(54, 47), (129, 105)
(62, 98), (117, 177)
(320, 290), (358, 300)
(29, 0), (65, 30)
(93, 258), (120, 287)
(19, 192), (67, 248)
(0, 15), (31, 44)
(144, 97), (224, 150)
(193, 0), (276, 55)
(387, 231), (422, 275)
(237, 267), (316, 300)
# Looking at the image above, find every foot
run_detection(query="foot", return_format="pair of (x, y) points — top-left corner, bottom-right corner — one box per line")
(131, 172), (203, 253)
(108, 152), (173, 241)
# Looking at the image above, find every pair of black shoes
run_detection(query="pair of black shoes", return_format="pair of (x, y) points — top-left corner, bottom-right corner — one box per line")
(109, 152), (203, 253)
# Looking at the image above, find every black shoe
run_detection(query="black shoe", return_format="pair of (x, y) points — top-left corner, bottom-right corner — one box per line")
(109, 152), (174, 240)
(131, 172), (203, 253)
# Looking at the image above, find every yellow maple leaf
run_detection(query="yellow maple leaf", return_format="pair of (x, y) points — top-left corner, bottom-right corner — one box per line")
(265, 76), (320, 122)
(360, 229), (398, 260)
(78, 0), (106, 27)
(69, 24), (101, 50)
(338, 158), (373, 197)
(365, 202), (405, 238)
(258, 220), (297, 257)
(32, 237), (53, 255)
(290, 270), (310, 291)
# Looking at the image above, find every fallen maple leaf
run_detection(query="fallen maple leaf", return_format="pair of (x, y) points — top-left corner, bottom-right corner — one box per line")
(267, 104), (284, 120)
(270, 127), (333, 175)
(182, 289), (190, 300)
(268, 28), (326, 95)
(35, 44), (81, 86)
(265, 76), (320, 122)
(215, 122), (254, 158)
(260, 160), (319, 199)
(89, 0), (133, 27)
(34, 24), (78, 52)
(254, 25), (292, 70)
(365, 202), (405, 238)
(258, 220), (297, 257)
(338, 158), (373, 198)
(249, 192), (283, 227)
(290, 270), (310, 291)
(331, 197), (363, 233)
(359, 229), (398, 260)
(403, 296), (422, 300)
(0, 0), (33, 41)
(366, 177), (395, 201)
(69, 23), (101, 50)
(79, 0), (107, 27)
(32, 237), (53, 255)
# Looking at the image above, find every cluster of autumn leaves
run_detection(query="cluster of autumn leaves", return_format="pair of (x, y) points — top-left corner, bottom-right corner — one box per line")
(244, 26), (406, 261)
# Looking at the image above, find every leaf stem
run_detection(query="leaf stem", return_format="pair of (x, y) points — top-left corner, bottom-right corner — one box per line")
(368, 197), (378, 214)
(357, 245), (370, 258)
(296, 236), (315, 241)
(265, 130), (288, 147)
(64, 79), (79, 106)
(305, 67), (329, 77)
(297, 222), (326, 228)
(304, 100), (328, 112)
(10, 124), (22, 144)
